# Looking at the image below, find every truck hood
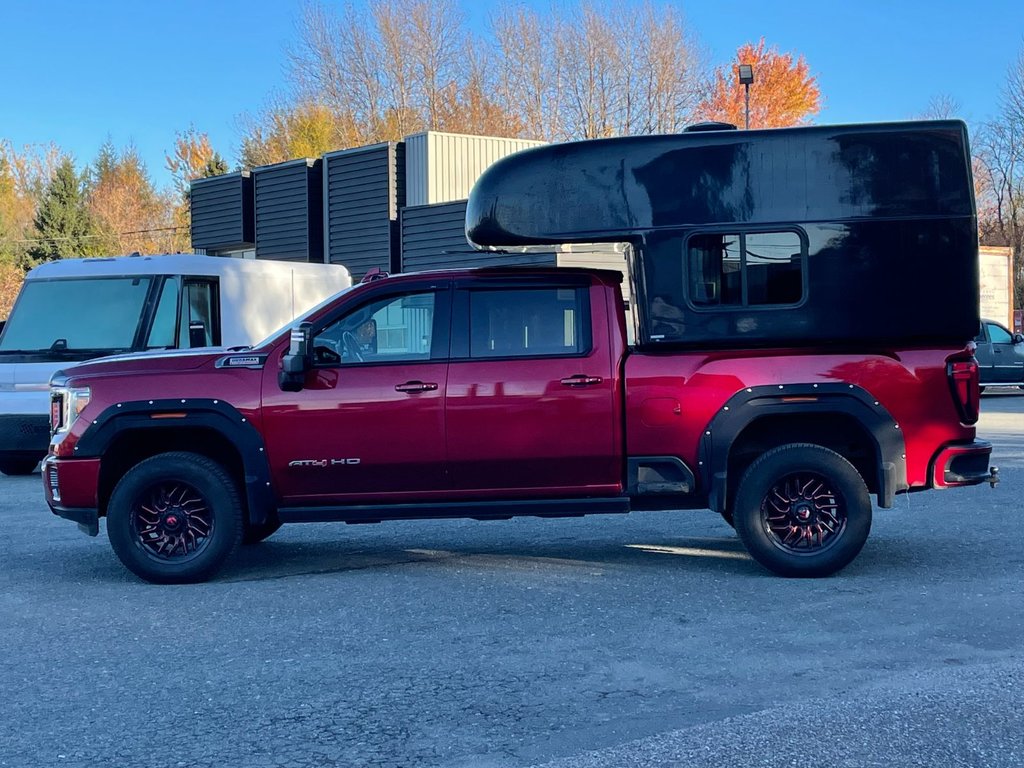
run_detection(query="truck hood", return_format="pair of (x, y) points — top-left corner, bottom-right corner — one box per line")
(56, 347), (234, 380)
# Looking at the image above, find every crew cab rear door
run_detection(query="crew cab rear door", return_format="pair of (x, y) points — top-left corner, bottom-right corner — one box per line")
(261, 282), (451, 503)
(445, 276), (622, 497)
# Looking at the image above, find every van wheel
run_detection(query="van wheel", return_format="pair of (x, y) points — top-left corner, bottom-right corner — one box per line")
(0, 458), (40, 476)
(106, 452), (242, 584)
(242, 518), (282, 545)
(733, 444), (871, 578)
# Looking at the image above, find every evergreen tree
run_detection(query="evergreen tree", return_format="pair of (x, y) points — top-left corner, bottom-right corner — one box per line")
(201, 152), (230, 178)
(27, 157), (96, 265)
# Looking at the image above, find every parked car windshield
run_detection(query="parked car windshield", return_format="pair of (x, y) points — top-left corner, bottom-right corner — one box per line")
(0, 277), (153, 352)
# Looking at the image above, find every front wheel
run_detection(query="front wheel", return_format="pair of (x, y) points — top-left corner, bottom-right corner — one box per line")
(106, 452), (243, 584)
(733, 443), (872, 578)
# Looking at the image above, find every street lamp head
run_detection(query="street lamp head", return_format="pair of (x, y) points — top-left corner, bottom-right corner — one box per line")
(738, 64), (755, 85)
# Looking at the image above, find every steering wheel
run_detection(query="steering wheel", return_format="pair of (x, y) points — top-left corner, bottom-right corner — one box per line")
(342, 331), (364, 363)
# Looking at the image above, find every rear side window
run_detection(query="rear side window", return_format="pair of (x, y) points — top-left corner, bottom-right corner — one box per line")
(688, 231), (804, 308)
(467, 288), (588, 359)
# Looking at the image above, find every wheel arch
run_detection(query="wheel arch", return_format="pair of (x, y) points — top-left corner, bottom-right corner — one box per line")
(699, 384), (907, 514)
(74, 399), (275, 525)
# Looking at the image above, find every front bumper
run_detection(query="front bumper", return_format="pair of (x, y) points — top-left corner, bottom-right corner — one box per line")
(0, 413), (51, 456)
(42, 456), (101, 536)
(930, 440), (996, 489)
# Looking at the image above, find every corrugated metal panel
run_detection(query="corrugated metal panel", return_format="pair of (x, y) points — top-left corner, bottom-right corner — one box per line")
(190, 172), (253, 251)
(253, 159), (323, 262)
(404, 131), (546, 207)
(400, 200), (554, 272)
(555, 244), (631, 304)
(323, 142), (404, 280)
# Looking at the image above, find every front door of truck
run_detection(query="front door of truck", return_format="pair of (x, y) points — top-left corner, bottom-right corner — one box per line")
(262, 285), (450, 504)
(445, 279), (621, 497)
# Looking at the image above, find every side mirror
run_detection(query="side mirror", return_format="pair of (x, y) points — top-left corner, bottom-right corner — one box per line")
(1013, 333), (1024, 345)
(279, 322), (312, 392)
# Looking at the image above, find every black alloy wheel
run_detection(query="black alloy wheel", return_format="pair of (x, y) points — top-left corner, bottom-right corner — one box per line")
(130, 480), (215, 561)
(733, 443), (872, 577)
(107, 452), (242, 584)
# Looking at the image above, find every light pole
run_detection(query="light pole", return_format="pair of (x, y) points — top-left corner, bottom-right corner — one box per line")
(738, 64), (754, 129)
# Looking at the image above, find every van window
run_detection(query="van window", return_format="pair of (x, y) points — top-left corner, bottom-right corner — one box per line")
(468, 288), (588, 359)
(178, 280), (218, 347)
(146, 278), (179, 348)
(0, 277), (153, 352)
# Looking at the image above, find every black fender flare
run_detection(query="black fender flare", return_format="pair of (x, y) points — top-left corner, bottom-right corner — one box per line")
(74, 398), (275, 525)
(698, 383), (907, 513)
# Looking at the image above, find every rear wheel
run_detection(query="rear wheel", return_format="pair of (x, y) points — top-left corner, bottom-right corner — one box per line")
(106, 452), (242, 584)
(733, 443), (871, 577)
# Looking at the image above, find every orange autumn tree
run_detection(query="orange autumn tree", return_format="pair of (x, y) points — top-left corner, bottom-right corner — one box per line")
(701, 38), (821, 128)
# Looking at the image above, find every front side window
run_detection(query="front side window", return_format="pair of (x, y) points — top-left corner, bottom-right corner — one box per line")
(468, 288), (587, 359)
(313, 292), (436, 366)
(146, 277), (179, 349)
(0, 277), (153, 352)
(688, 230), (804, 308)
(987, 323), (1012, 345)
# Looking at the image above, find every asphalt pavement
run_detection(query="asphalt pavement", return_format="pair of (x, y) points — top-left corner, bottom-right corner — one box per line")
(0, 393), (1021, 768)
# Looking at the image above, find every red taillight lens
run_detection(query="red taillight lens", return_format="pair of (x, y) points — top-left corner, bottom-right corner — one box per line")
(947, 357), (979, 425)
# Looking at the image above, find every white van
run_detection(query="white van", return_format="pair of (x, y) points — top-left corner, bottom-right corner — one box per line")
(0, 254), (351, 475)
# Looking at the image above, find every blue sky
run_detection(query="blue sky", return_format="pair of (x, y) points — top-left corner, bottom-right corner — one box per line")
(1, 0), (1022, 190)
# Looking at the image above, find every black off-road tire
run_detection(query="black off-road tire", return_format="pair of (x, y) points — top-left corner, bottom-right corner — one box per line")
(106, 452), (243, 584)
(733, 443), (872, 578)
(242, 518), (282, 545)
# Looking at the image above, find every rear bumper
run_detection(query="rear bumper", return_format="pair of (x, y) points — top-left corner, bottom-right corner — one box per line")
(42, 456), (101, 536)
(930, 440), (995, 488)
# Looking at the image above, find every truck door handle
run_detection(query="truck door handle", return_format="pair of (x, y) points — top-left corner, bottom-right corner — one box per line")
(395, 380), (438, 393)
(560, 375), (603, 387)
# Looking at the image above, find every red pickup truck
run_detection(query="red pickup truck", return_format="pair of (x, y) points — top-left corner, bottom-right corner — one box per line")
(43, 120), (994, 583)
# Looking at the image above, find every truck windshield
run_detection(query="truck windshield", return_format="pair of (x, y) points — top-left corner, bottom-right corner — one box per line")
(0, 277), (153, 352)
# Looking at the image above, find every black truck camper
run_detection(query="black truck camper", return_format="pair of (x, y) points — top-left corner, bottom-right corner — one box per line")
(465, 120), (980, 348)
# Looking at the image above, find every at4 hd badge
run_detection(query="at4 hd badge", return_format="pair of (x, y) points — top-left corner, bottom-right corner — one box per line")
(288, 458), (362, 468)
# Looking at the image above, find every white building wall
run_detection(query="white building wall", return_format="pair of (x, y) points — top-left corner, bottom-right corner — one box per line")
(405, 131), (546, 207)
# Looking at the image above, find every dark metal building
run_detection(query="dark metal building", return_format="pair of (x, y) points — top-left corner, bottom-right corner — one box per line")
(253, 158), (323, 263)
(323, 142), (404, 275)
(189, 171), (254, 256)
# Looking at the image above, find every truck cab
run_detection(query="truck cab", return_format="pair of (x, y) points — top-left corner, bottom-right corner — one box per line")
(0, 254), (350, 475)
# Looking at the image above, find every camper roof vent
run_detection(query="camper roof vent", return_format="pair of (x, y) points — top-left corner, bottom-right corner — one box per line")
(683, 121), (738, 132)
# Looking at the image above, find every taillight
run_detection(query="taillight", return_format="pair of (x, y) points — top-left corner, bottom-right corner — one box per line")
(947, 356), (979, 425)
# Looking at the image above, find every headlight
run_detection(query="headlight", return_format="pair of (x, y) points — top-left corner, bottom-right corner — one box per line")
(50, 386), (91, 433)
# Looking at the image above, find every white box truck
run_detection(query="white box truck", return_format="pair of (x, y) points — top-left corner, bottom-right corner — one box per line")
(0, 254), (351, 474)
